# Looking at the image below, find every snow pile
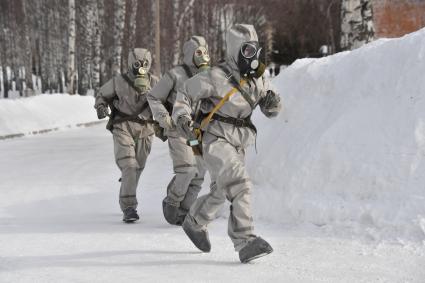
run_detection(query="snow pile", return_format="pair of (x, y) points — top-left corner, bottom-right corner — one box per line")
(250, 28), (425, 243)
(0, 94), (98, 137)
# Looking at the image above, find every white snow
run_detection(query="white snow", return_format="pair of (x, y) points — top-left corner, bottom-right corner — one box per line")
(0, 93), (98, 137)
(0, 125), (423, 282)
(1, 28), (425, 282)
(250, 28), (425, 244)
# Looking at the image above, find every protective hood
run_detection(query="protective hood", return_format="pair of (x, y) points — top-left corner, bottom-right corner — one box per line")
(225, 24), (259, 75)
(127, 48), (152, 79)
(183, 36), (208, 69)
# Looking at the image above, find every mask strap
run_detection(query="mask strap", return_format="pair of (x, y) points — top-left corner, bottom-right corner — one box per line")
(191, 36), (201, 46)
(132, 51), (139, 66)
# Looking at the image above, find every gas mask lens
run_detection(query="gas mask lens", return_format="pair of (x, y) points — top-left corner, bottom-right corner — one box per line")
(133, 61), (141, 70)
(240, 42), (258, 59)
(133, 60), (149, 72)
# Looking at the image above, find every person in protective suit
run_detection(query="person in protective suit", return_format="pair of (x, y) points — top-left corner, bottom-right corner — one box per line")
(94, 48), (159, 223)
(172, 24), (282, 263)
(147, 36), (210, 226)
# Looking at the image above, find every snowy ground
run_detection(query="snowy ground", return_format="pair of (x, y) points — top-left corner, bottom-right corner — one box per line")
(0, 124), (424, 283)
(249, 28), (425, 244)
(0, 94), (97, 137)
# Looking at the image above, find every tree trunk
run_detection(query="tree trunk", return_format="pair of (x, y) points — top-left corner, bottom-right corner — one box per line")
(340, 0), (375, 50)
(2, 67), (8, 98)
(154, 0), (161, 76)
(80, 0), (96, 96)
(67, 0), (77, 94)
(128, 0), (138, 49)
(359, 0), (375, 46)
(21, 0), (34, 96)
(98, 0), (107, 85)
(113, 0), (126, 75)
(172, 0), (181, 66)
(327, 0), (337, 54)
(92, 0), (103, 94)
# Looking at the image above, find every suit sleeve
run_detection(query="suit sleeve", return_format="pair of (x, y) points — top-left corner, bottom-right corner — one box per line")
(172, 74), (213, 123)
(147, 72), (174, 129)
(94, 78), (116, 109)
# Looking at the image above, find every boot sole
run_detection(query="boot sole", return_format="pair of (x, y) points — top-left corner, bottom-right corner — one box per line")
(241, 249), (273, 263)
(123, 218), (139, 223)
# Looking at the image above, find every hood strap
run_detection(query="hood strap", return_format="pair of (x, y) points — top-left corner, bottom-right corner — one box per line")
(180, 64), (193, 78)
(218, 64), (256, 110)
(122, 73), (150, 94)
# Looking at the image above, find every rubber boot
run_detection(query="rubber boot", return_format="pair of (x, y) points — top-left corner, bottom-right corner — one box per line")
(182, 215), (211, 252)
(238, 237), (273, 263)
(162, 198), (186, 226)
(122, 207), (139, 223)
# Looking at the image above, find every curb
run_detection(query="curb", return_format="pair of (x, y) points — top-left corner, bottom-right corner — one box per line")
(0, 120), (106, 141)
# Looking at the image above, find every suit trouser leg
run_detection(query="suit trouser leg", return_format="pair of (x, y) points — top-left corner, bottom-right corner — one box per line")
(180, 156), (207, 211)
(189, 137), (256, 251)
(113, 128), (152, 211)
(166, 135), (197, 205)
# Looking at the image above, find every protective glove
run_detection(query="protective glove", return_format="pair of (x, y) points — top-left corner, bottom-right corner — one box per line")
(176, 115), (203, 156)
(260, 90), (281, 110)
(176, 115), (194, 140)
(153, 122), (168, 142)
(96, 104), (109, 119)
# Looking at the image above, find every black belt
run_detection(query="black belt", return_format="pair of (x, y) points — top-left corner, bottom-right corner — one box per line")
(112, 115), (155, 125)
(211, 114), (257, 133)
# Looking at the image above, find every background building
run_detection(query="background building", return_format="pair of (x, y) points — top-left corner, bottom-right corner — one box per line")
(374, 0), (425, 38)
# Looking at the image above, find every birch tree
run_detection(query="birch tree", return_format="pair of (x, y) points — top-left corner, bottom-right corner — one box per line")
(0, 0), (10, 98)
(172, 0), (181, 66)
(67, 0), (76, 94)
(128, 0), (138, 50)
(92, 0), (104, 94)
(22, 0), (34, 96)
(340, 0), (375, 50)
(0, 0), (344, 98)
(113, 0), (126, 75)
(154, 0), (161, 76)
(361, 0), (375, 45)
(79, 0), (96, 95)
(172, 0), (196, 66)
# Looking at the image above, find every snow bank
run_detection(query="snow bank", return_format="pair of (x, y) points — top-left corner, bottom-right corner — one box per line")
(0, 94), (98, 137)
(250, 28), (425, 243)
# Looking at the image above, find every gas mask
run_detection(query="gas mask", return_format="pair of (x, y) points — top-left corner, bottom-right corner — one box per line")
(132, 60), (150, 92)
(193, 46), (211, 72)
(238, 41), (265, 78)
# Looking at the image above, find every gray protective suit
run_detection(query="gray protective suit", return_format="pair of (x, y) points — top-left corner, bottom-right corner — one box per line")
(95, 48), (159, 212)
(147, 36), (208, 215)
(172, 25), (282, 251)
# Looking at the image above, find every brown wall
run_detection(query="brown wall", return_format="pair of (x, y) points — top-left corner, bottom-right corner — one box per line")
(373, 0), (425, 38)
